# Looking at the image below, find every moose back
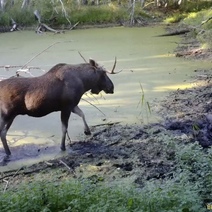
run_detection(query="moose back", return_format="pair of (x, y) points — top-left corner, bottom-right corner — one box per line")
(0, 59), (116, 156)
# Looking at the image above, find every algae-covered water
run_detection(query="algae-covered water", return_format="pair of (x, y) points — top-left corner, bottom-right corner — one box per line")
(0, 26), (211, 170)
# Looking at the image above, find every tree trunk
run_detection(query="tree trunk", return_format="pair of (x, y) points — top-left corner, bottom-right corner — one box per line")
(0, 0), (6, 10)
(130, 0), (135, 26)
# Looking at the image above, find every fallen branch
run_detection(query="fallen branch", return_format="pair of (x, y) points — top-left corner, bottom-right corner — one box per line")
(58, 0), (72, 26)
(201, 17), (212, 26)
(156, 29), (190, 37)
(70, 22), (79, 30)
(81, 97), (106, 116)
(59, 160), (72, 171)
(36, 23), (64, 34)
(0, 65), (43, 71)
(22, 41), (64, 69)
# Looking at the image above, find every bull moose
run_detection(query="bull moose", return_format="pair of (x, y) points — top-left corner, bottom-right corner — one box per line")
(0, 58), (117, 156)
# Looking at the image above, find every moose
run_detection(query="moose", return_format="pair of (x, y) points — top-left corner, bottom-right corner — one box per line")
(0, 58), (117, 156)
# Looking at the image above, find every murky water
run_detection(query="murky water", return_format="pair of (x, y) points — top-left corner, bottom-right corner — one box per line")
(0, 26), (211, 171)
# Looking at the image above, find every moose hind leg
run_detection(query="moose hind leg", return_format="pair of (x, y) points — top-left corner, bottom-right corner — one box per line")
(60, 109), (71, 151)
(72, 106), (91, 135)
(0, 117), (14, 156)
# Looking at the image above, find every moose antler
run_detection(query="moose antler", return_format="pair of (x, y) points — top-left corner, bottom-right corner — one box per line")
(107, 57), (122, 74)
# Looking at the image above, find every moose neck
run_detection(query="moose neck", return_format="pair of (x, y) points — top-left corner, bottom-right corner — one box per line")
(48, 63), (102, 95)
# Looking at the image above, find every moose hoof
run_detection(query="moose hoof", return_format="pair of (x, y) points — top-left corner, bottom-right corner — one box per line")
(5, 151), (11, 156)
(3, 154), (11, 162)
(84, 130), (91, 135)
(60, 146), (66, 151)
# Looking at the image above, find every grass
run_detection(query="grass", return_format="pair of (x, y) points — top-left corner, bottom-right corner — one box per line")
(165, 8), (212, 49)
(0, 141), (211, 211)
(182, 9), (212, 48)
(0, 3), (134, 27)
(69, 5), (128, 25)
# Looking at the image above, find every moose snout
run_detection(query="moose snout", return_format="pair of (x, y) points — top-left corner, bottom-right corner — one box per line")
(104, 87), (114, 94)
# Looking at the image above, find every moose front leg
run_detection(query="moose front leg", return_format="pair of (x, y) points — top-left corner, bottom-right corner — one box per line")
(72, 106), (91, 135)
(60, 109), (71, 151)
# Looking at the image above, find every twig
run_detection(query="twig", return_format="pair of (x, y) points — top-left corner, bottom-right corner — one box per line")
(92, 122), (120, 128)
(201, 17), (212, 26)
(59, 160), (71, 171)
(78, 51), (87, 63)
(21, 42), (62, 69)
(70, 22), (79, 30)
(81, 98), (106, 116)
(1, 167), (23, 192)
(58, 0), (72, 26)
(0, 65), (43, 71)
(36, 23), (63, 34)
(66, 131), (71, 143)
(3, 179), (9, 193)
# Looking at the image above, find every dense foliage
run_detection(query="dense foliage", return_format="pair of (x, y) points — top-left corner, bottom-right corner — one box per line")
(0, 0), (212, 27)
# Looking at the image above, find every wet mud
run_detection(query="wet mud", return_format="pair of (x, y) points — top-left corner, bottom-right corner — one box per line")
(1, 69), (212, 186)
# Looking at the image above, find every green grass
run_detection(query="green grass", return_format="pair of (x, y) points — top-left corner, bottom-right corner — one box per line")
(0, 142), (211, 212)
(70, 6), (128, 25)
(0, 3), (129, 27)
(0, 178), (205, 212)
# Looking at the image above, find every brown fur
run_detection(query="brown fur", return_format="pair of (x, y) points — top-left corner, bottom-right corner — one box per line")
(0, 60), (114, 155)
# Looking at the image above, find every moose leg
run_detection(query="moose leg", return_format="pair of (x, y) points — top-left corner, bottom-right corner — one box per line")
(72, 106), (91, 135)
(0, 117), (14, 156)
(60, 109), (71, 151)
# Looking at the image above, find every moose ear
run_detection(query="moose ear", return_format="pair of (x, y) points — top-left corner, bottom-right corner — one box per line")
(89, 59), (97, 67)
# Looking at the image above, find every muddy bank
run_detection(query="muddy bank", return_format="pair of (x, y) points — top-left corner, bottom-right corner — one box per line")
(0, 23), (212, 188)
(1, 68), (212, 187)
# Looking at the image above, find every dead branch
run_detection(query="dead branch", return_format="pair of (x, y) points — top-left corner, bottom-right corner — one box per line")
(201, 17), (212, 26)
(92, 122), (120, 128)
(1, 167), (23, 192)
(88, 122), (120, 140)
(3, 179), (9, 193)
(81, 97), (106, 116)
(36, 23), (64, 34)
(78, 51), (87, 63)
(58, 0), (72, 26)
(0, 65), (43, 71)
(70, 22), (79, 30)
(59, 160), (71, 171)
(22, 42), (62, 69)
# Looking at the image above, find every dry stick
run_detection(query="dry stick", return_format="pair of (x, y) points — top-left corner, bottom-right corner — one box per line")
(59, 160), (71, 171)
(70, 22), (79, 30)
(2, 167), (23, 193)
(0, 65), (41, 69)
(58, 0), (72, 26)
(78, 51), (87, 63)
(21, 41), (62, 69)
(81, 98), (106, 116)
(3, 179), (9, 193)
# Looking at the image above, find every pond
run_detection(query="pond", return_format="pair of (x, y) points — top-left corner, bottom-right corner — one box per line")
(0, 26), (211, 170)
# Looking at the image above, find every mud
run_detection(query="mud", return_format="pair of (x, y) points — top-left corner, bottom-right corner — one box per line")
(1, 68), (212, 186)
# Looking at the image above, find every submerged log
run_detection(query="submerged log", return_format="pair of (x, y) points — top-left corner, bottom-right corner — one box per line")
(156, 29), (190, 37)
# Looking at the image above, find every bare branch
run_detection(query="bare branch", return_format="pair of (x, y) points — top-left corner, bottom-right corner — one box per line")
(78, 51), (88, 63)
(58, 0), (72, 26)
(81, 97), (106, 116)
(22, 41), (62, 69)
(59, 160), (71, 171)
